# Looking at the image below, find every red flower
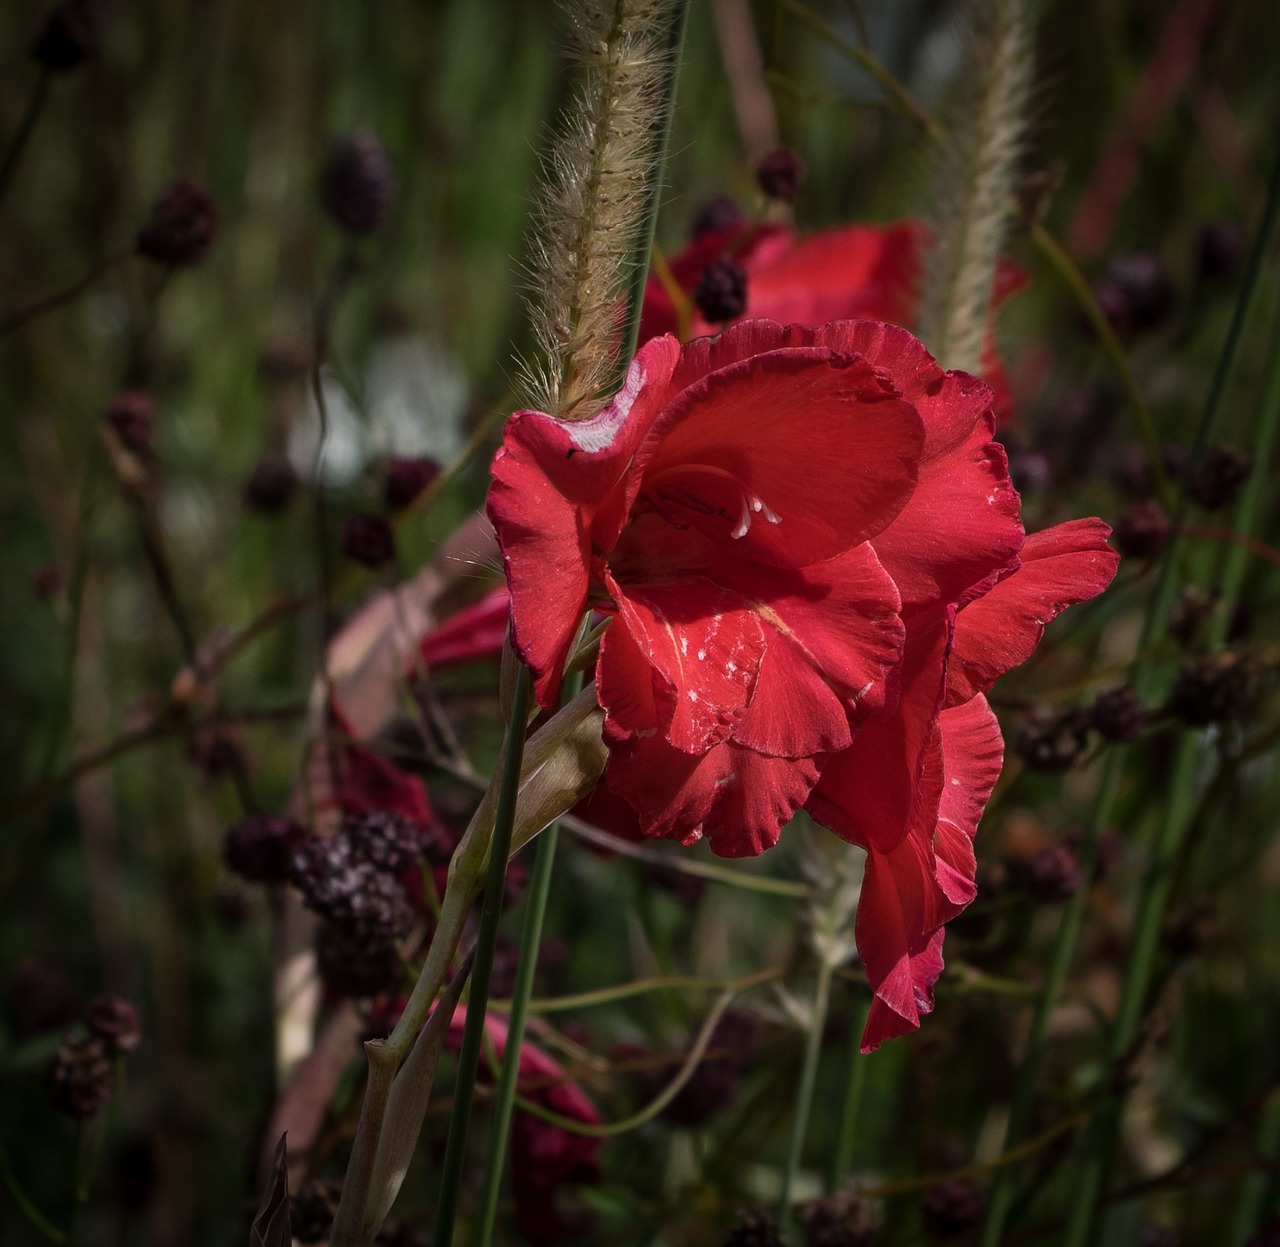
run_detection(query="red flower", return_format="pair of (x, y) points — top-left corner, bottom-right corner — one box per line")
(641, 221), (1025, 419)
(488, 319), (1117, 1048)
(416, 585), (509, 671)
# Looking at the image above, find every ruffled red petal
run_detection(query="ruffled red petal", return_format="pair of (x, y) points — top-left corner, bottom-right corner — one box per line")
(636, 343), (924, 565)
(604, 731), (822, 858)
(487, 338), (681, 705)
(806, 612), (951, 855)
(607, 573), (765, 754)
(947, 518), (1119, 705)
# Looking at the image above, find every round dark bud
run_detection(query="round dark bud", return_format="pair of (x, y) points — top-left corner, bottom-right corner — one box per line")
(341, 513), (396, 567)
(344, 808), (429, 875)
(187, 726), (245, 778)
(1138, 1224), (1179, 1247)
(1009, 450), (1052, 495)
(1089, 686), (1147, 742)
(803, 1195), (876, 1247)
(1112, 500), (1172, 560)
(1196, 220), (1244, 281)
(1184, 444), (1252, 510)
(694, 257), (749, 324)
(83, 994), (140, 1053)
(316, 923), (403, 998)
(755, 147), (806, 202)
(1163, 899), (1215, 960)
(691, 194), (746, 238)
(1167, 650), (1256, 726)
(921, 1180), (986, 1238)
(244, 454), (298, 513)
(224, 813), (306, 884)
(104, 389), (154, 455)
(1088, 275), (1132, 337)
(290, 1179), (341, 1244)
(1022, 843), (1082, 904)
(320, 130), (397, 236)
(30, 0), (105, 72)
(31, 565), (64, 600)
(46, 1035), (115, 1119)
(136, 178), (219, 267)
(1167, 584), (1215, 649)
(1014, 707), (1089, 771)
(383, 455), (440, 511)
(721, 1211), (786, 1247)
(258, 343), (310, 386)
(1105, 251), (1175, 331)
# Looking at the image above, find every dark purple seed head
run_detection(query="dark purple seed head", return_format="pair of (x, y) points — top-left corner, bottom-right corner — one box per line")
(691, 194), (746, 238)
(341, 513), (396, 567)
(320, 130), (397, 236)
(244, 455), (298, 513)
(104, 390), (154, 455)
(921, 1180), (986, 1238)
(694, 257), (749, 323)
(136, 178), (219, 267)
(1014, 707), (1089, 771)
(224, 813), (307, 884)
(83, 994), (140, 1053)
(755, 148), (806, 202)
(1022, 843), (1083, 903)
(383, 455), (440, 511)
(1196, 220), (1244, 281)
(1089, 686), (1147, 742)
(30, 0), (106, 72)
(46, 1035), (115, 1119)
(1112, 500), (1172, 560)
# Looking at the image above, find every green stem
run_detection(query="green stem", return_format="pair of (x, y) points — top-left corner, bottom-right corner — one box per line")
(0, 1137), (67, 1244)
(978, 755), (1122, 1247)
(828, 993), (872, 1193)
(616, 0), (689, 375)
(0, 69), (51, 211)
(1031, 223), (1174, 511)
(778, 957), (834, 1234)
(511, 989), (739, 1138)
(772, 0), (941, 140)
(498, 969), (783, 1014)
(474, 821), (559, 1246)
(432, 663), (533, 1247)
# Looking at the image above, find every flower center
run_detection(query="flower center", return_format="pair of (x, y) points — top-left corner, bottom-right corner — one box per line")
(642, 463), (782, 540)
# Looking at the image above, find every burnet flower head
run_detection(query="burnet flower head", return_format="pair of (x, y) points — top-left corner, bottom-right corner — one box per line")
(487, 317), (1117, 1049)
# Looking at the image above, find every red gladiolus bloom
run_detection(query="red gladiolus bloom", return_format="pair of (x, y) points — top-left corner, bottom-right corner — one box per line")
(641, 221), (1025, 419)
(416, 585), (509, 671)
(488, 318), (1117, 1049)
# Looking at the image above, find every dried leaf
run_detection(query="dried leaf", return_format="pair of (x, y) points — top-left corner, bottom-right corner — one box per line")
(250, 1134), (292, 1247)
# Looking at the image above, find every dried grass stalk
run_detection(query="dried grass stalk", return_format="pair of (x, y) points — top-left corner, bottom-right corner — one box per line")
(522, 0), (676, 420)
(919, 0), (1031, 374)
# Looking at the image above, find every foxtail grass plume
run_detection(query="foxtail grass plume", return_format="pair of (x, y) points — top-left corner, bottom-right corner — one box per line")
(522, 0), (677, 420)
(918, 0), (1031, 374)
